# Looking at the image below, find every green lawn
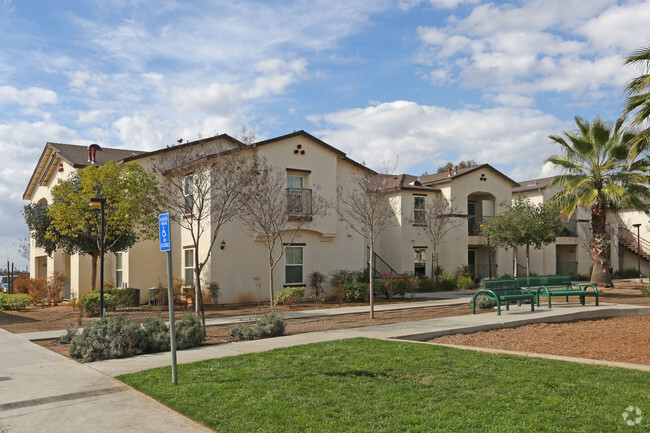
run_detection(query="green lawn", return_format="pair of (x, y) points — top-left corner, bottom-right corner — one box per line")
(119, 338), (650, 432)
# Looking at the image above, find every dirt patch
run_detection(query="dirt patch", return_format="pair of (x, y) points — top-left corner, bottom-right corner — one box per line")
(428, 315), (650, 365)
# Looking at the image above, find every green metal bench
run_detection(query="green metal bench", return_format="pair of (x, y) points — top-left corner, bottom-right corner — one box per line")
(472, 278), (536, 316)
(514, 275), (599, 308)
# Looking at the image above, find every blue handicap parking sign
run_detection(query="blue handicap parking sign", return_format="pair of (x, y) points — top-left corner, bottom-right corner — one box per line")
(159, 213), (171, 252)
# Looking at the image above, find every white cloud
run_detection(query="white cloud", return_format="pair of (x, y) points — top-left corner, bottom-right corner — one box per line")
(310, 100), (565, 179)
(0, 119), (81, 266)
(417, 0), (648, 110)
(0, 85), (57, 106)
(400, 0), (480, 10)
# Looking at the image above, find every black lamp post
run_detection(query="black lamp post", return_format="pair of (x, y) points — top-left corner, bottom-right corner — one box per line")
(89, 197), (106, 318)
(633, 223), (642, 281)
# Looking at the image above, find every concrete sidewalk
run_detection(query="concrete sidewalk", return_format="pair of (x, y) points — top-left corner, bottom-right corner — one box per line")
(18, 296), (473, 341)
(3, 298), (648, 433)
(0, 327), (213, 433)
(89, 302), (650, 377)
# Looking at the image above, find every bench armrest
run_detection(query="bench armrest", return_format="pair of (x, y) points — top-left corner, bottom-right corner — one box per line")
(472, 289), (496, 314)
(578, 283), (598, 293)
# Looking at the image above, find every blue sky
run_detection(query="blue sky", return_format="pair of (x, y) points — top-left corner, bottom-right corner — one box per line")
(1, 0), (649, 267)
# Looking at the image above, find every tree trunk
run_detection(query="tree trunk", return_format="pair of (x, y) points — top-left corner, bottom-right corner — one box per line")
(513, 246), (518, 277)
(269, 251), (275, 308)
(590, 203), (613, 287)
(369, 238), (375, 319)
(194, 270), (206, 331)
(526, 244), (530, 277)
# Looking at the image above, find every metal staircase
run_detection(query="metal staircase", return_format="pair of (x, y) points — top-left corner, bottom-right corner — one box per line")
(618, 226), (650, 262)
(366, 247), (399, 278)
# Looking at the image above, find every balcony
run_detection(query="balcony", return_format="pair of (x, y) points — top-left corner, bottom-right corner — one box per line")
(557, 219), (578, 237)
(287, 188), (312, 220)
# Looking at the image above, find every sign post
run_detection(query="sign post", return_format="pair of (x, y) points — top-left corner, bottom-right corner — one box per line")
(159, 213), (178, 385)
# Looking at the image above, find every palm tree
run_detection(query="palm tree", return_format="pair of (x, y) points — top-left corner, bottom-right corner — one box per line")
(547, 116), (650, 287)
(624, 45), (650, 160)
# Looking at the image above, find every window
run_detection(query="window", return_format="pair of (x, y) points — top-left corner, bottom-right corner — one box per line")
(287, 175), (304, 215)
(115, 252), (123, 288)
(183, 175), (194, 215)
(285, 246), (304, 285)
(414, 196), (426, 225)
(414, 248), (426, 277)
(184, 248), (194, 286)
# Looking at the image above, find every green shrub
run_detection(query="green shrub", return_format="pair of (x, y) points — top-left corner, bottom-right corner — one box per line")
(0, 293), (32, 311)
(613, 267), (639, 279)
(341, 282), (369, 302)
(329, 269), (360, 288)
(58, 327), (78, 344)
(104, 287), (139, 308)
(274, 286), (305, 307)
(454, 265), (473, 279)
(254, 312), (285, 338)
(207, 282), (221, 304)
(68, 314), (202, 362)
(455, 275), (474, 290)
(141, 317), (170, 352)
(376, 273), (407, 299)
(228, 312), (285, 341)
(175, 315), (205, 350)
(228, 324), (258, 341)
(417, 277), (436, 292)
(438, 274), (455, 291)
(69, 315), (145, 362)
(77, 292), (117, 317)
(307, 271), (326, 303)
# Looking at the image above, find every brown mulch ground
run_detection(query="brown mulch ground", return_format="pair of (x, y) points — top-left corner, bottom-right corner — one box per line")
(428, 315), (650, 365)
(427, 282), (650, 366)
(5, 282), (649, 364)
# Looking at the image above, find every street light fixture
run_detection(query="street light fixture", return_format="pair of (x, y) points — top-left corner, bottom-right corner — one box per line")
(89, 197), (106, 318)
(632, 223), (642, 282)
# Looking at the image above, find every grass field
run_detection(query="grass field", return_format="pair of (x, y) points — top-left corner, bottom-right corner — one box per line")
(119, 338), (650, 432)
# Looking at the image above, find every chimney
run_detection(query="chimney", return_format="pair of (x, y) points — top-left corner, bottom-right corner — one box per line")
(87, 144), (101, 165)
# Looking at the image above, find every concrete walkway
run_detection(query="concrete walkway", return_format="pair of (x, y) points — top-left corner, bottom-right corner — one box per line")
(0, 327), (214, 433)
(18, 296), (473, 341)
(2, 297), (648, 432)
(89, 302), (650, 377)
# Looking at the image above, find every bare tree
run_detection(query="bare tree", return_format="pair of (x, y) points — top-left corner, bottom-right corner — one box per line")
(153, 141), (254, 328)
(336, 169), (396, 319)
(240, 157), (326, 307)
(411, 196), (462, 285)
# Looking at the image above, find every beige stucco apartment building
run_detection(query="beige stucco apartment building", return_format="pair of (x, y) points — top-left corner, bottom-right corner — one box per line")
(23, 131), (650, 304)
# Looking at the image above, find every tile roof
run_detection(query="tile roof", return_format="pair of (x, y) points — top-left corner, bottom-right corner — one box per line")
(48, 142), (145, 168)
(512, 176), (555, 193)
(420, 164), (520, 187)
(382, 174), (440, 193)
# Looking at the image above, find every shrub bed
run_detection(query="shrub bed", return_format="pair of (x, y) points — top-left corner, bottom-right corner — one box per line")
(0, 293), (32, 311)
(68, 314), (204, 362)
